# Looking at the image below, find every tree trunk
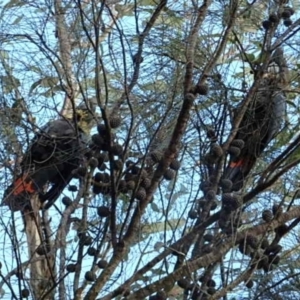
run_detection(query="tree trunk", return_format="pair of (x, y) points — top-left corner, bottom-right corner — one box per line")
(24, 195), (55, 299)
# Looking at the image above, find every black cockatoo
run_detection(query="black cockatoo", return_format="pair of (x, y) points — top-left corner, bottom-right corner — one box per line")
(225, 48), (288, 191)
(3, 101), (97, 211)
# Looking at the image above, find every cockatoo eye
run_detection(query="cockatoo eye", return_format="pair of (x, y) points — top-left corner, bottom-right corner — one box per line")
(76, 112), (83, 121)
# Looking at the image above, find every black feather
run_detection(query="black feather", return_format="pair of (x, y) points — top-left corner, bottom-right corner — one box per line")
(3, 118), (88, 211)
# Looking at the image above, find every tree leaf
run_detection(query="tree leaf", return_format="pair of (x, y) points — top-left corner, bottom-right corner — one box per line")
(151, 202), (160, 212)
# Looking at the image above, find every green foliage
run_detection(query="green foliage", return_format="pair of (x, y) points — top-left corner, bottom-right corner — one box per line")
(29, 77), (59, 95)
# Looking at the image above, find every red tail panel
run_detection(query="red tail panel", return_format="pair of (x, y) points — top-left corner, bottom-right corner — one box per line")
(12, 175), (36, 196)
(229, 160), (244, 168)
